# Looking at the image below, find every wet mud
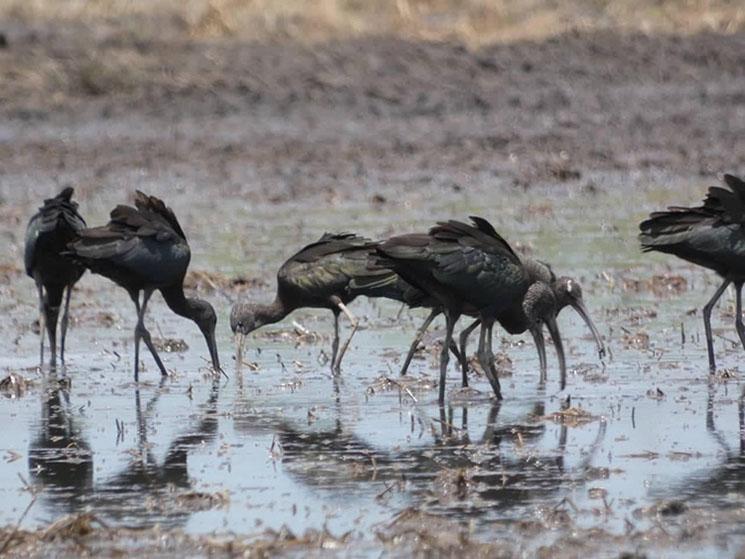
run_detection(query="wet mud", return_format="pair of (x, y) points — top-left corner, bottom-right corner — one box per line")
(2, 18), (745, 557)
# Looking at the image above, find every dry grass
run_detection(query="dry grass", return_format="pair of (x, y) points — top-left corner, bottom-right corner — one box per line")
(2, 0), (745, 45)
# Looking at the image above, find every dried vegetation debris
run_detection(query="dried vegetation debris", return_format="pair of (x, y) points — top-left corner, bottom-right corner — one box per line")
(183, 269), (266, 293)
(376, 507), (512, 557)
(366, 374), (436, 396)
(152, 337), (189, 352)
(620, 274), (688, 296)
(0, 372), (34, 398)
(621, 328), (650, 350)
(258, 322), (322, 345)
(544, 406), (599, 427)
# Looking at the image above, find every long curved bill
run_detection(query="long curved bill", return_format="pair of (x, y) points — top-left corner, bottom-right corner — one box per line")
(205, 329), (227, 379)
(544, 316), (566, 391)
(571, 300), (605, 360)
(529, 325), (547, 382)
(235, 332), (246, 370)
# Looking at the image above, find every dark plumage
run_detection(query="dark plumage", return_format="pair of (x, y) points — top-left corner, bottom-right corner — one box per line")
(640, 173), (745, 372)
(377, 216), (559, 402)
(230, 233), (397, 372)
(456, 258), (604, 389)
(348, 263), (469, 383)
(66, 191), (222, 381)
(25, 187), (86, 367)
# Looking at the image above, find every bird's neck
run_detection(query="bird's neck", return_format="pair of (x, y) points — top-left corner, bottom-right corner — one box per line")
(256, 297), (290, 325)
(161, 285), (198, 319)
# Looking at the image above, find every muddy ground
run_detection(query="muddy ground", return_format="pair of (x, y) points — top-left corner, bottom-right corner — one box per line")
(3, 13), (745, 558)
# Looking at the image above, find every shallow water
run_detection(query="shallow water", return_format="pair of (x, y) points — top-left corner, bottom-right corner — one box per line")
(2, 165), (745, 556)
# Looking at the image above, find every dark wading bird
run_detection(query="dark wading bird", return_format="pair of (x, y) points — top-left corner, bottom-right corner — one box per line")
(457, 259), (604, 387)
(390, 256), (604, 388)
(65, 191), (222, 381)
(25, 187), (86, 367)
(376, 216), (567, 402)
(640, 173), (745, 373)
(230, 233), (400, 373)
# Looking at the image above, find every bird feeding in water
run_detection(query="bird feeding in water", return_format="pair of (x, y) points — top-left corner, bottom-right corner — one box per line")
(640, 173), (745, 373)
(230, 233), (397, 373)
(376, 216), (567, 402)
(25, 187), (86, 367)
(454, 257), (605, 387)
(65, 191), (223, 381)
(392, 253), (605, 387)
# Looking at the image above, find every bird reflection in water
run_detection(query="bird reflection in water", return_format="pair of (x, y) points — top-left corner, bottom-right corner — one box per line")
(90, 378), (221, 527)
(28, 376), (222, 528)
(274, 399), (606, 516)
(28, 373), (93, 515)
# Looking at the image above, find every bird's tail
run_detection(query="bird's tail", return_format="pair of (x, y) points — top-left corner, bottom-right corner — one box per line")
(639, 207), (709, 252)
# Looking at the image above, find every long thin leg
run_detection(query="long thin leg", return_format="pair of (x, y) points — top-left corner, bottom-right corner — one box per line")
(332, 299), (358, 373)
(137, 289), (167, 377)
(439, 310), (458, 403)
(448, 339), (462, 366)
(59, 286), (73, 365)
(132, 292), (142, 381)
(131, 289), (167, 382)
(735, 281), (745, 351)
(37, 282), (45, 367)
(703, 278), (730, 374)
(330, 311), (340, 372)
(400, 308), (439, 376)
(530, 326), (547, 383)
(477, 320), (502, 400)
(458, 319), (480, 388)
(485, 322), (503, 398)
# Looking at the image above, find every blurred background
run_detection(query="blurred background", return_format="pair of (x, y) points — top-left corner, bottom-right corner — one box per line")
(3, 0), (745, 43)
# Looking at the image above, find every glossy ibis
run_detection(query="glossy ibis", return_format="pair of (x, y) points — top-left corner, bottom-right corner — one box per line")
(25, 187), (86, 367)
(640, 173), (745, 373)
(66, 191), (222, 381)
(230, 233), (397, 373)
(456, 259), (605, 387)
(377, 216), (561, 402)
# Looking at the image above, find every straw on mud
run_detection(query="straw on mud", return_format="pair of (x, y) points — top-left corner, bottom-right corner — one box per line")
(383, 376), (418, 403)
(0, 488), (38, 555)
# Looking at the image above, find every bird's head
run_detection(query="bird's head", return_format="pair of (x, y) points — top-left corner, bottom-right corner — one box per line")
(230, 302), (284, 368)
(553, 276), (605, 359)
(553, 277), (584, 309)
(229, 303), (268, 335)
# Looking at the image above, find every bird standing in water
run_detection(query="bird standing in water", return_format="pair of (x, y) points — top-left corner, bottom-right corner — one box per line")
(66, 191), (222, 381)
(25, 187), (86, 367)
(640, 174), (745, 373)
(376, 217), (564, 402)
(230, 233), (396, 373)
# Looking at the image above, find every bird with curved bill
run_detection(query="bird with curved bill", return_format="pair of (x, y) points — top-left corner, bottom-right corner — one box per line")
(230, 233), (396, 373)
(65, 191), (224, 381)
(376, 216), (571, 402)
(640, 173), (745, 373)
